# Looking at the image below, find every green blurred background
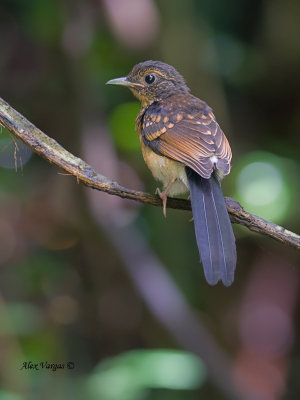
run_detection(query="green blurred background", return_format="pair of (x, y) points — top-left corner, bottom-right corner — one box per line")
(0, 1), (299, 399)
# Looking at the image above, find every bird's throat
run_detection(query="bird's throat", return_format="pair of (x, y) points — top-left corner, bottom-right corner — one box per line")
(129, 88), (159, 108)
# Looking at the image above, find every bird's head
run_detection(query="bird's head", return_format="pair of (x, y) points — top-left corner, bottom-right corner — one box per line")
(106, 60), (190, 107)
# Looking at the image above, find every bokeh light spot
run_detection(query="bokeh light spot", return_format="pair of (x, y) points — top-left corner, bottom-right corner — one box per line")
(139, 350), (205, 389)
(87, 349), (205, 400)
(233, 152), (296, 222)
(237, 162), (283, 206)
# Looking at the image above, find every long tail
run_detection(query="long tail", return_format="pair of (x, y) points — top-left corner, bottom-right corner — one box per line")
(186, 167), (236, 286)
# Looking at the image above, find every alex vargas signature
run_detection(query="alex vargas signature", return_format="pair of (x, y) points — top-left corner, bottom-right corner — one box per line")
(20, 361), (74, 371)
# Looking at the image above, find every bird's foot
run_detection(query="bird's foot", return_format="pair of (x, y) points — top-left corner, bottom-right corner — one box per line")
(156, 187), (168, 217)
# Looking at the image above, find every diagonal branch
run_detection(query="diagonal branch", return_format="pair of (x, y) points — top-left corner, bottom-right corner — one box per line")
(0, 96), (299, 250)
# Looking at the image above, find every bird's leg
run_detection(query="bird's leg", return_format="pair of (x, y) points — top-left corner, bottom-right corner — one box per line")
(156, 187), (168, 217)
(156, 179), (175, 217)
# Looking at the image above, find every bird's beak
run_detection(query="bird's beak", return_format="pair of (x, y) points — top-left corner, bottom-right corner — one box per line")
(106, 77), (142, 88)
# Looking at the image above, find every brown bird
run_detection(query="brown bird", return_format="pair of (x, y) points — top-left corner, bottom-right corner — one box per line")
(107, 61), (236, 286)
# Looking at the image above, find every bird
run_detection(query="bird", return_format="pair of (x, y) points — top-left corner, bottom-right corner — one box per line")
(106, 60), (236, 286)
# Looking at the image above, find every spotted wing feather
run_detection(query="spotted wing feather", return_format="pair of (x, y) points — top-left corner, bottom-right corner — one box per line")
(141, 94), (232, 179)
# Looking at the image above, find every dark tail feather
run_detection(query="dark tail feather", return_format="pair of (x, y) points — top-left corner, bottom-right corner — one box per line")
(186, 167), (236, 286)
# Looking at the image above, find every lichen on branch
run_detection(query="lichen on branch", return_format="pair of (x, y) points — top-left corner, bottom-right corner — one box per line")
(0, 96), (299, 250)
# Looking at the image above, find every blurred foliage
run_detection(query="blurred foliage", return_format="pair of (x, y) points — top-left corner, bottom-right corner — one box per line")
(109, 102), (141, 151)
(86, 349), (205, 400)
(0, 0), (299, 399)
(24, 0), (63, 44)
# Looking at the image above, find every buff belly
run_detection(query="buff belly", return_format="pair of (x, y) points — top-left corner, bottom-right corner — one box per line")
(141, 142), (189, 197)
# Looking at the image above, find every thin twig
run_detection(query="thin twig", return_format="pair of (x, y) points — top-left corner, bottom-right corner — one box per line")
(0, 96), (299, 250)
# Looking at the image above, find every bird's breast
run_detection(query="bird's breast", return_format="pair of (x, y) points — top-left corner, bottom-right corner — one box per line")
(140, 139), (189, 197)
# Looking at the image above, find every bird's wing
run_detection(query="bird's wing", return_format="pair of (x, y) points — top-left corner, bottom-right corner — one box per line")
(141, 96), (232, 179)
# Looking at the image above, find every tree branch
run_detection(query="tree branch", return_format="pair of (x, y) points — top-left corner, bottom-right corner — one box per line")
(0, 96), (299, 250)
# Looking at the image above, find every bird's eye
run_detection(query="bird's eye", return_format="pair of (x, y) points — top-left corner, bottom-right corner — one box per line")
(145, 74), (155, 84)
